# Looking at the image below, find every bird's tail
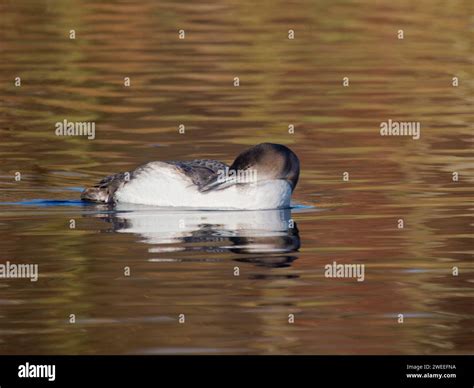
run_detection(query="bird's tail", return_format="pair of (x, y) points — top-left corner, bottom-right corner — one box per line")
(80, 187), (112, 203)
(81, 172), (129, 203)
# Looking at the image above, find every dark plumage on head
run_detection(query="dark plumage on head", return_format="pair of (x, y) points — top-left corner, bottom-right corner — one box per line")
(229, 143), (300, 192)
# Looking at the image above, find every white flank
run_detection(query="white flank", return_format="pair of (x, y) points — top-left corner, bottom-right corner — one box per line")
(114, 162), (292, 210)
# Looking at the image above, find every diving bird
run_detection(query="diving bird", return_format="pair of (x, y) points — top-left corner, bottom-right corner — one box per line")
(81, 143), (300, 210)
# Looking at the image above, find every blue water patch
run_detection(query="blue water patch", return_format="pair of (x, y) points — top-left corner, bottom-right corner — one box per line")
(291, 204), (315, 210)
(0, 199), (93, 207)
(402, 268), (429, 274)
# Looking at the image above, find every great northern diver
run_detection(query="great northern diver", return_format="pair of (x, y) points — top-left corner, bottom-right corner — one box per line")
(81, 143), (300, 210)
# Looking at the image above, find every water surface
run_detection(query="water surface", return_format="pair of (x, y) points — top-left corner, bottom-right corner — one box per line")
(0, 0), (472, 354)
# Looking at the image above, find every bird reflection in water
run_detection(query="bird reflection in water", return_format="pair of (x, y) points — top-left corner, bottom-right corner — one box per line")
(87, 204), (301, 268)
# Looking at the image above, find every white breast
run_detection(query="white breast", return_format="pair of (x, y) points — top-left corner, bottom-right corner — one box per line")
(113, 162), (292, 210)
